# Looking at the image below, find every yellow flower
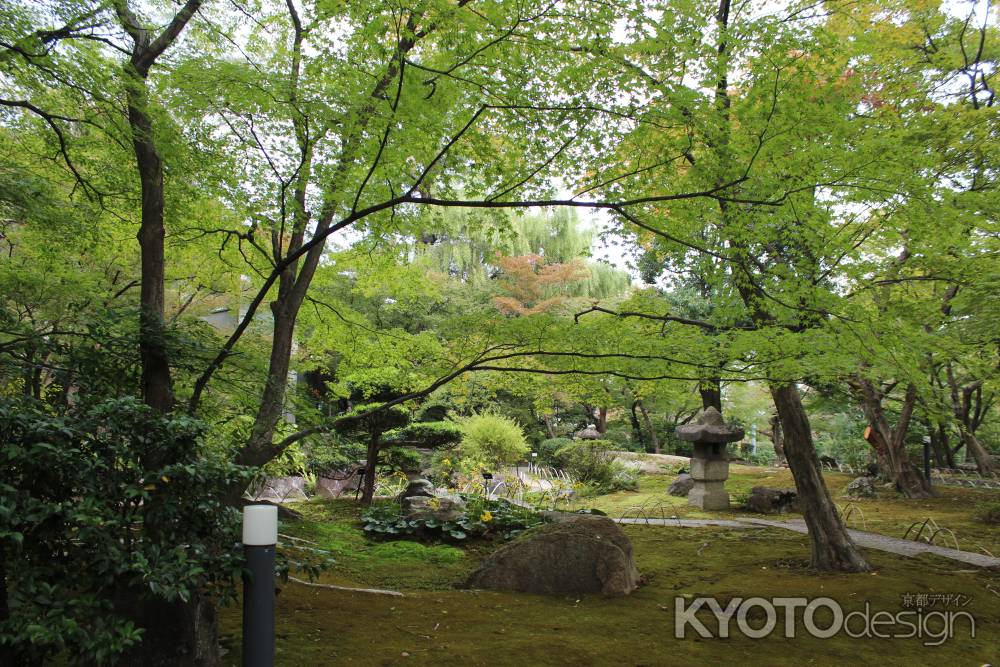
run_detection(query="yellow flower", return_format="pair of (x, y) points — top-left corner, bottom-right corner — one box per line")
(480, 511), (493, 523)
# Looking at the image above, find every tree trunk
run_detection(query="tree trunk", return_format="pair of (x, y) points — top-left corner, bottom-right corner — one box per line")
(596, 406), (608, 434)
(923, 418), (948, 468)
(961, 429), (994, 473)
(854, 381), (933, 498)
(628, 400), (645, 448)
(699, 378), (722, 412)
(543, 415), (556, 439)
(768, 412), (785, 463)
(112, 5), (214, 663)
(361, 432), (381, 506)
(636, 400), (659, 454)
(123, 64), (174, 414)
(771, 384), (872, 572)
(239, 306), (298, 468)
(114, 590), (218, 667)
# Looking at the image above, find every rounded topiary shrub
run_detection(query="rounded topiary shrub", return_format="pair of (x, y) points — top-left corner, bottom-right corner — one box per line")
(457, 413), (530, 468)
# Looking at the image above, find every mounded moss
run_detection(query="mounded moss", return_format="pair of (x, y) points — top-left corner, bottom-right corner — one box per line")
(220, 479), (1000, 665)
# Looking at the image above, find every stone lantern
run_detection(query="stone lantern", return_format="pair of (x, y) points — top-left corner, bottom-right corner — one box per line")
(675, 407), (744, 510)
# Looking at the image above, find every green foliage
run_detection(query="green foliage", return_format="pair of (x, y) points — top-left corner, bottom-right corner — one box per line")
(0, 397), (251, 665)
(387, 420), (463, 448)
(361, 496), (541, 541)
(554, 440), (639, 492)
(334, 402), (411, 437)
(378, 446), (423, 474)
(456, 413), (530, 468)
(974, 501), (1000, 526)
(537, 437), (573, 464)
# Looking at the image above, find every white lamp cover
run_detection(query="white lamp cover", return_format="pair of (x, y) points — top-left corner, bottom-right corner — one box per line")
(242, 505), (278, 546)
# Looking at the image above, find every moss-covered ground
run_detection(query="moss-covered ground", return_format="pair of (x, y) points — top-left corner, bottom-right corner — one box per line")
(218, 468), (1000, 666)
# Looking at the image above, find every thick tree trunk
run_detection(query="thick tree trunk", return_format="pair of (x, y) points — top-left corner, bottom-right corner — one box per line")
(239, 306), (298, 468)
(699, 378), (722, 412)
(771, 384), (872, 572)
(629, 401), (645, 448)
(596, 406), (608, 434)
(961, 429), (994, 473)
(361, 433), (381, 505)
(112, 5), (214, 663)
(636, 400), (659, 454)
(124, 66), (174, 414)
(854, 381), (933, 498)
(115, 590), (217, 667)
(924, 418), (951, 468)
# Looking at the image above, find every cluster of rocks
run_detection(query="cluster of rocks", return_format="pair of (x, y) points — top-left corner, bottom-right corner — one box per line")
(397, 478), (466, 521)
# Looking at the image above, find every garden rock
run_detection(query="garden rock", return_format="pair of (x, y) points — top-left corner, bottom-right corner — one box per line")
(464, 515), (641, 597)
(845, 476), (878, 499)
(745, 486), (800, 514)
(667, 473), (694, 497)
(397, 478), (436, 503)
(403, 494), (465, 522)
(316, 472), (361, 498)
(254, 476), (308, 501)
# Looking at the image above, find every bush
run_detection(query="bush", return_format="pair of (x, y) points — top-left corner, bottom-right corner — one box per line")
(0, 397), (252, 665)
(537, 437), (573, 464)
(456, 413), (529, 468)
(975, 501), (1000, 525)
(554, 440), (638, 492)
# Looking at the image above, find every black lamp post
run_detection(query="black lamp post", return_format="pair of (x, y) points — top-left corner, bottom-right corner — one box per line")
(242, 505), (277, 667)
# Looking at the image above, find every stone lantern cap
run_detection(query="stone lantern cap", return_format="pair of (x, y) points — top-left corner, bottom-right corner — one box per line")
(575, 424), (602, 440)
(675, 407), (744, 444)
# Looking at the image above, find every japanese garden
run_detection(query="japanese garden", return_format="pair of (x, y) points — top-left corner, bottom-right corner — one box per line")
(1, 0), (999, 665)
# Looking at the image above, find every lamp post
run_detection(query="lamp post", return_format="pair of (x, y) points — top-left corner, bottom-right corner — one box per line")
(242, 505), (277, 667)
(922, 435), (932, 485)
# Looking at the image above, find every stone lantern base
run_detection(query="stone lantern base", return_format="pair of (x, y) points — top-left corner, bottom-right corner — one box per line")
(688, 481), (730, 510)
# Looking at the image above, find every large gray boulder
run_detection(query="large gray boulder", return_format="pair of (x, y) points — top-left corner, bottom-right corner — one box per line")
(745, 486), (800, 514)
(465, 515), (641, 597)
(667, 473), (694, 497)
(254, 476), (308, 501)
(316, 473), (361, 498)
(845, 476), (878, 499)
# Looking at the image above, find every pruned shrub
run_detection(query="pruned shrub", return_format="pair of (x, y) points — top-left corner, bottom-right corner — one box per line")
(975, 501), (1000, 525)
(456, 413), (529, 468)
(537, 437), (573, 464)
(554, 440), (638, 492)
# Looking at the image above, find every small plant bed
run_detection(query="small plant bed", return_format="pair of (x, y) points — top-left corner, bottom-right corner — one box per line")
(362, 495), (544, 542)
